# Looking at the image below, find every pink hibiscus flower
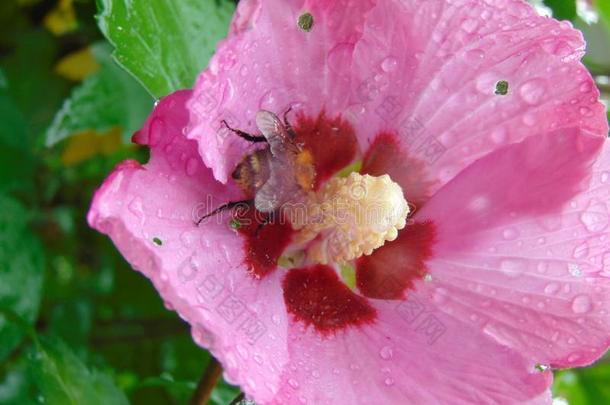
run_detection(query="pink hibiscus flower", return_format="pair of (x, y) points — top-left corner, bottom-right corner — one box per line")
(89, 0), (610, 403)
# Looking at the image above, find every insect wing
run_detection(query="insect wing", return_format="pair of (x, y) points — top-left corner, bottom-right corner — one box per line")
(255, 110), (299, 155)
(254, 158), (302, 212)
(253, 110), (303, 212)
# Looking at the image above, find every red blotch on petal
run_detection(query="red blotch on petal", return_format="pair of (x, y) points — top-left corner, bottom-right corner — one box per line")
(361, 132), (437, 209)
(294, 112), (358, 190)
(357, 221), (436, 300)
(283, 265), (377, 335)
(235, 208), (293, 279)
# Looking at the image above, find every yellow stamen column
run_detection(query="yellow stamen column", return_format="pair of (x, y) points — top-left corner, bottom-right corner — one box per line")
(289, 172), (409, 264)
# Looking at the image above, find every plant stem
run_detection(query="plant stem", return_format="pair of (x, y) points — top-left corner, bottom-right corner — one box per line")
(189, 357), (223, 405)
(229, 393), (245, 405)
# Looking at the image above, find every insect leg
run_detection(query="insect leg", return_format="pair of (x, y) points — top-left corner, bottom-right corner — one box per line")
(196, 199), (253, 226)
(282, 106), (296, 138)
(222, 120), (267, 143)
(254, 210), (275, 237)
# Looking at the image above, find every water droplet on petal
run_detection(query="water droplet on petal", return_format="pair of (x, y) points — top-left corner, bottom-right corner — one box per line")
(379, 346), (394, 360)
(580, 201), (610, 232)
(522, 112), (537, 126)
(579, 82), (592, 93)
(544, 283), (560, 295)
(490, 127), (507, 144)
(466, 49), (485, 63)
(573, 241), (590, 259)
(327, 43), (355, 75)
(149, 118), (165, 146)
(502, 228), (519, 240)
(128, 197), (144, 219)
(381, 56), (398, 72)
(433, 287), (449, 304)
(384, 377), (395, 386)
(500, 259), (527, 277)
(567, 353), (581, 362)
(571, 295), (592, 314)
(519, 78), (547, 105)
(185, 158), (198, 176)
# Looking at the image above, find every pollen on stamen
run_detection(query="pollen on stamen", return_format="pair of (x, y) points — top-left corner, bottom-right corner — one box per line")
(288, 172), (410, 264)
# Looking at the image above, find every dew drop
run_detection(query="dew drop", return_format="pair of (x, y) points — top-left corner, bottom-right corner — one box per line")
(466, 49), (485, 63)
(379, 346), (394, 360)
(580, 201), (610, 232)
(327, 43), (354, 75)
(384, 377), (395, 386)
(522, 112), (536, 126)
(502, 228), (519, 240)
(579, 107), (593, 117)
(500, 259), (526, 277)
(433, 287), (449, 304)
(571, 295), (592, 314)
(579, 82), (592, 93)
(567, 353), (581, 362)
(490, 127), (507, 143)
(380, 56), (398, 72)
(572, 241), (589, 259)
(185, 158), (198, 176)
(519, 78), (547, 105)
(544, 283), (560, 295)
(128, 197), (145, 219)
(149, 118), (165, 146)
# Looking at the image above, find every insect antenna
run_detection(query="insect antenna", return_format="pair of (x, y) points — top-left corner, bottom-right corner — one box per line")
(254, 210), (275, 237)
(196, 199), (253, 226)
(282, 106), (296, 138)
(222, 120), (267, 143)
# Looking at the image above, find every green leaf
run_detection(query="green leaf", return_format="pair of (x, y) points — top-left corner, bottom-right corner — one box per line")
(1, 30), (70, 142)
(0, 195), (44, 362)
(543, 0), (576, 21)
(30, 338), (129, 405)
(0, 93), (36, 193)
(553, 361), (610, 404)
(598, 0), (610, 29)
(96, 0), (235, 98)
(45, 42), (153, 146)
(0, 356), (37, 405)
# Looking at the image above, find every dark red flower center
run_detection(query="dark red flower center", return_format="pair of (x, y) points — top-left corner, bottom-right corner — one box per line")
(283, 265), (377, 335)
(233, 113), (436, 335)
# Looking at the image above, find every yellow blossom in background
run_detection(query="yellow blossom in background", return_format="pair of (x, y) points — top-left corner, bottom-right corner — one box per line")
(55, 47), (100, 81)
(43, 0), (77, 36)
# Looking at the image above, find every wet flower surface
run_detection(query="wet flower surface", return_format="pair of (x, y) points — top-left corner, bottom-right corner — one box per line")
(89, 0), (610, 403)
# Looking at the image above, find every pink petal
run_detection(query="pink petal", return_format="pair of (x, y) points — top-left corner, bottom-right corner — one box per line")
(88, 91), (290, 402)
(271, 299), (550, 404)
(187, 0), (376, 183)
(349, 0), (608, 199)
(414, 128), (610, 368)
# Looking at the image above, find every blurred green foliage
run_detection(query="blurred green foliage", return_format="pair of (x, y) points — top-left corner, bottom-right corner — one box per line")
(0, 0), (237, 403)
(0, 0), (608, 404)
